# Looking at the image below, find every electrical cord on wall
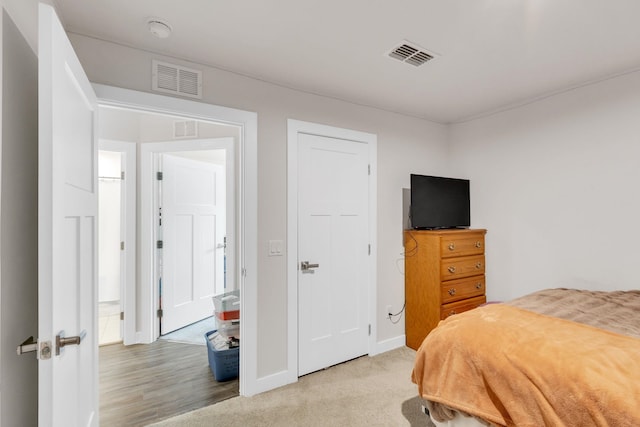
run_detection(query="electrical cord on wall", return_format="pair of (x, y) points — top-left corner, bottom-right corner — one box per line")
(388, 302), (406, 324)
(386, 232), (416, 325)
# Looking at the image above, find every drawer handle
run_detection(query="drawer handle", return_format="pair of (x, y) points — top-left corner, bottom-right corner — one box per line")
(448, 288), (456, 296)
(449, 310), (457, 316)
(447, 266), (456, 273)
(475, 262), (482, 269)
(448, 243), (455, 251)
(476, 282), (483, 289)
(475, 241), (482, 248)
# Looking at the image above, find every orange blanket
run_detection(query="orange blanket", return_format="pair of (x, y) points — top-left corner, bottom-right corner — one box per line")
(412, 304), (640, 427)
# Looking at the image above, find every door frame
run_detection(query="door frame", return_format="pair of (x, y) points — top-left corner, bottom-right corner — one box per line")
(286, 119), (378, 385)
(141, 138), (234, 337)
(98, 139), (136, 345)
(93, 84), (258, 397)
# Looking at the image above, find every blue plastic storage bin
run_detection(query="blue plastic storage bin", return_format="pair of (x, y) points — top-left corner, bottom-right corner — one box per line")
(205, 330), (239, 381)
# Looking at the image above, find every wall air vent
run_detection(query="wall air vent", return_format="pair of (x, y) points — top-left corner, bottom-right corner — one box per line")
(152, 60), (203, 99)
(387, 41), (437, 67)
(173, 120), (198, 139)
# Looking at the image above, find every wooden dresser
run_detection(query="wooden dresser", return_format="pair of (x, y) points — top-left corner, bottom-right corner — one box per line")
(404, 228), (487, 350)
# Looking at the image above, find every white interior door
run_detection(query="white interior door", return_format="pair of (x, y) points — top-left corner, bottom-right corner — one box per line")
(38, 3), (99, 426)
(298, 133), (370, 376)
(161, 154), (226, 333)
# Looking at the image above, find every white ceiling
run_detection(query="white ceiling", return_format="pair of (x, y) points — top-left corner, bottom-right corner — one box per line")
(54, 0), (640, 123)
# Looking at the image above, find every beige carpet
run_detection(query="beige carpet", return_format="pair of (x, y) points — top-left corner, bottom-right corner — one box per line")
(149, 346), (434, 427)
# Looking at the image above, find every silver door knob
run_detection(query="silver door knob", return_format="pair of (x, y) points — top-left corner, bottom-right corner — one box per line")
(56, 330), (86, 356)
(300, 261), (319, 271)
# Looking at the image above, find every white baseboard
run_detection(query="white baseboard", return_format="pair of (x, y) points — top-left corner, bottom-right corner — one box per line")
(371, 334), (406, 356)
(245, 335), (406, 396)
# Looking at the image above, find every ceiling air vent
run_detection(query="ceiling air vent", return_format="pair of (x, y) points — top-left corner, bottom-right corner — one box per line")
(387, 41), (437, 67)
(173, 120), (198, 139)
(152, 60), (203, 99)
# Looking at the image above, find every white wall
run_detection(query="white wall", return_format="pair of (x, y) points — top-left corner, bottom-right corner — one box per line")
(99, 107), (140, 142)
(450, 70), (640, 301)
(67, 33), (449, 377)
(0, 6), (4, 423)
(0, 8), (38, 426)
(0, 0), (51, 53)
(138, 114), (239, 143)
(98, 151), (122, 302)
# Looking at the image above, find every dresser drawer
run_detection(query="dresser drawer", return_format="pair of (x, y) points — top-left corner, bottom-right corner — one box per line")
(441, 276), (485, 304)
(440, 295), (486, 320)
(440, 234), (485, 258)
(441, 255), (485, 281)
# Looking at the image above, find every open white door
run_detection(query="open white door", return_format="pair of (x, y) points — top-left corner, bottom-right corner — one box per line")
(160, 154), (226, 333)
(38, 4), (99, 426)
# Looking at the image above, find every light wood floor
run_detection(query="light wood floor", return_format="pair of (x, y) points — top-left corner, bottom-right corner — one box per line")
(100, 340), (239, 426)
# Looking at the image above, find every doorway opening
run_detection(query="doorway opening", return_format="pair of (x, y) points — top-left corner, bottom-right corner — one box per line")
(97, 105), (240, 342)
(98, 139), (136, 345)
(94, 83), (258, 399)
(98, 149), (124, 345)
(95, 101), (249, 424)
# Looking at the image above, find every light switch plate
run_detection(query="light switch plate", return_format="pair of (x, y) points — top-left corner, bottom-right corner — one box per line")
(268, 240), (284, 256)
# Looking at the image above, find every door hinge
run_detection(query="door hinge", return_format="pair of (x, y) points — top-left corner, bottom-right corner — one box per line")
(120, 311), (124, 321)
(368, 324), (371, 336)
(368, 164), (371, 175)
(157, 240), (163, 249)
(368, 244), (371, 255)
(121, 170), (125, 180)
(157, 309), (163, 318)
(156, 171), (163, 181)
(120, 241), (125, 251)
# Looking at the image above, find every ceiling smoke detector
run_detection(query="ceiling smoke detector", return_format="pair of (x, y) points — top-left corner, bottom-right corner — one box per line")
(387, 40), (438, 67)
(147, 18), (172, 39)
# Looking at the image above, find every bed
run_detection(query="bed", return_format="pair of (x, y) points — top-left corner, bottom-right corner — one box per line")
(411, 288), (640, 427)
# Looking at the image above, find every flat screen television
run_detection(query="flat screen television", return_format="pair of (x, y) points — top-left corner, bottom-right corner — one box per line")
(410, 174), (470, 229)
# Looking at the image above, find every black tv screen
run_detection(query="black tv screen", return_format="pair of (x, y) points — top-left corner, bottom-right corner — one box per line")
(410, 174), (470, 229)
